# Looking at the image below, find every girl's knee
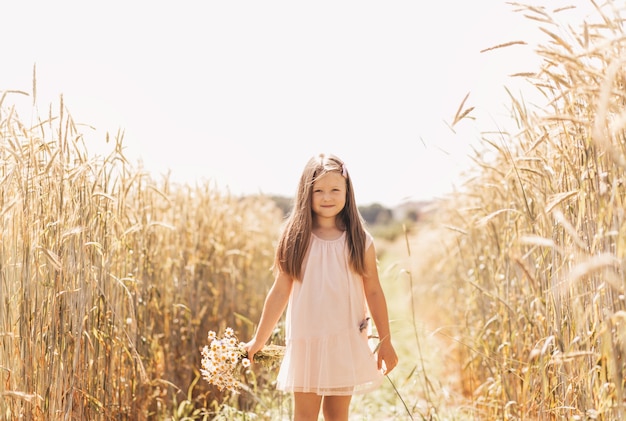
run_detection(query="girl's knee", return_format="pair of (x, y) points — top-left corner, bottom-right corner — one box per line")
(322, 395), (351, 421)
(294, 392), (322, 421)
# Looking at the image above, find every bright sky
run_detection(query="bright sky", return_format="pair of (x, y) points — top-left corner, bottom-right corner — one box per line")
(1, 1), (597, 206)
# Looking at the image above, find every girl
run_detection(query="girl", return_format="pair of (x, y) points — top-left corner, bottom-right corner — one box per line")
(245, 153), (398, 421)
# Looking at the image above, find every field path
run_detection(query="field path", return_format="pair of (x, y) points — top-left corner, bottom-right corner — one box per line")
(372, 225), (469, 419)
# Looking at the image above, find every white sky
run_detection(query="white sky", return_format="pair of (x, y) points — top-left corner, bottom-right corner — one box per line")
(1, 1), (598, 206)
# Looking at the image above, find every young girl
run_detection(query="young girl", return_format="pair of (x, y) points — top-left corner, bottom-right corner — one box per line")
(245, 153), (398, 421)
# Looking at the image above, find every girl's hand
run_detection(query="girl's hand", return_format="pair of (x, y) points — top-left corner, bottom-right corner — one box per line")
(243, 339), (264, 364)
(377, 339), (398, 375)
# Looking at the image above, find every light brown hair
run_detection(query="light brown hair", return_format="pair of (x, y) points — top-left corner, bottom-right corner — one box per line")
(275, 153), (368, 279)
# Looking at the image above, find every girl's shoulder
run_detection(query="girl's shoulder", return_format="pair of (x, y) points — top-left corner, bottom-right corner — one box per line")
(364, 229), (374, 249)
(346, 228), (374, 249)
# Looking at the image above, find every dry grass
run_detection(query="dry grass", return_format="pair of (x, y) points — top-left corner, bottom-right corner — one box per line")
(0, 94), (282, 419)
(412, 1), (626, 419)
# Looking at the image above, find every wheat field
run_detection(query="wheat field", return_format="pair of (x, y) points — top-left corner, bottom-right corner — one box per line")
(0, 92), (283, 419)
(3, 1), (626, 420)
(414, 1), (626, 419)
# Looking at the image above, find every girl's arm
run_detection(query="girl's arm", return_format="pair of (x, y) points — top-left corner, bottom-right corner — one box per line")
(244, 270), (293, 362)
(362, 243), (398, 375)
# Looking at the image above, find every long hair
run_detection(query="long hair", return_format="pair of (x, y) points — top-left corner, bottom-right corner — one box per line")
(275, 153), (368, 279)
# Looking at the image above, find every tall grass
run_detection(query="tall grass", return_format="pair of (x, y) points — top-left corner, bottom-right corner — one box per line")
(417, 1), (626, 418)
(0, 93), (282, 419)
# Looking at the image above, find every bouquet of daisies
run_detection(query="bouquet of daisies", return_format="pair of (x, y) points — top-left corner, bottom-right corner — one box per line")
(200, 327), (284, 392)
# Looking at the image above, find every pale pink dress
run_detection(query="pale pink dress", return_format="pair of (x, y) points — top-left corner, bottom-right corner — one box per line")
(276, 231), (384, 396)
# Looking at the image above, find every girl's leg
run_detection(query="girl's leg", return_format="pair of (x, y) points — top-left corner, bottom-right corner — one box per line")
(293, 392), (322, 421)
(321, 395), (352, 421)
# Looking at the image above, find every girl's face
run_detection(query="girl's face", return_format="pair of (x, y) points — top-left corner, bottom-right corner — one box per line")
(311, 171), (347, 221)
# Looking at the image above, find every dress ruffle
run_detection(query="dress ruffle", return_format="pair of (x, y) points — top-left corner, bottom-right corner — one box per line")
(276, 326), (383, 395)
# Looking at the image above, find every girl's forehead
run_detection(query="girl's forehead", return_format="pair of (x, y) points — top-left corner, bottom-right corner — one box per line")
(313, 171), (345, 186)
